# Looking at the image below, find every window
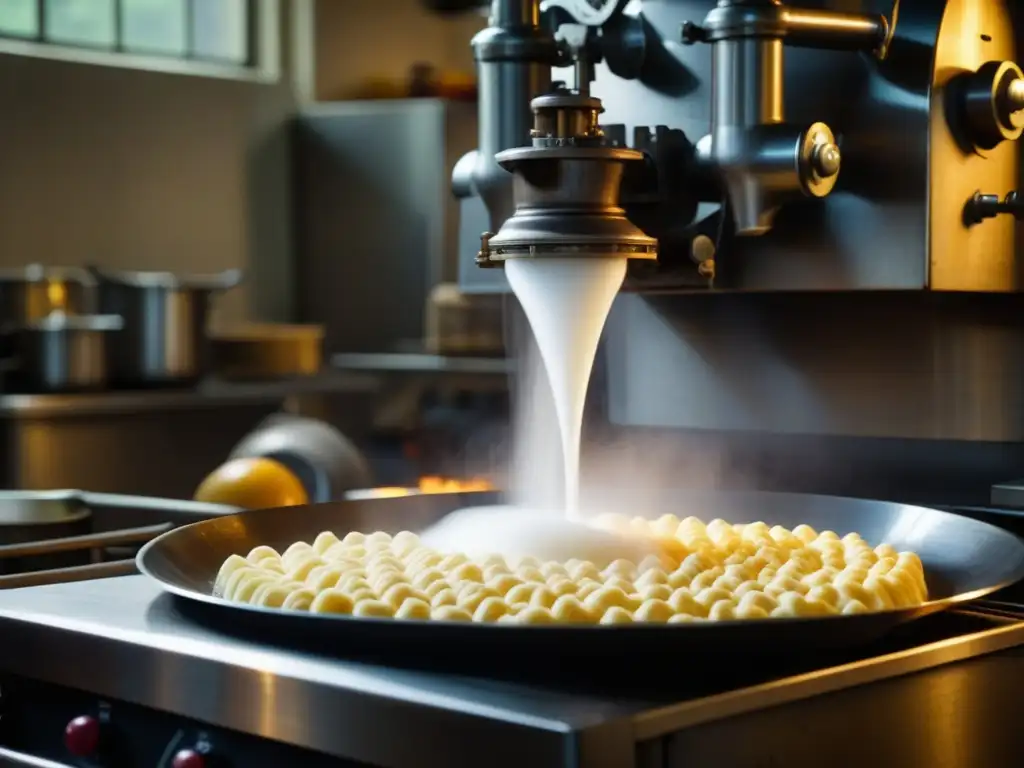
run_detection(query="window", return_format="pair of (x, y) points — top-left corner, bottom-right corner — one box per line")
(0, 0), (254, 66)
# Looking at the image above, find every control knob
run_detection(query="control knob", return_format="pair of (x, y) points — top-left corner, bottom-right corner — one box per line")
(959, 60), (1024, 150)
(63, 715), (101, 758)
(964, 191), (1024, 225)
(172, 748), (208, 768)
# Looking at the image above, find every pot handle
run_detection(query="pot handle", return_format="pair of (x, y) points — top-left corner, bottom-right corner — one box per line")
(0, 560), (139, 589)
(0, 523), (172, 560)
(79, 492), (239, 518)
(83, 265), (244, 292)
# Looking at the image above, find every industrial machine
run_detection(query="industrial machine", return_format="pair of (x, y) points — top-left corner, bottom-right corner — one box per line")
(442, 0), (1024, 506)
(4, 5), (1024, 768)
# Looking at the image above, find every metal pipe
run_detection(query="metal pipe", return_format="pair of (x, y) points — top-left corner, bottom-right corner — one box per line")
(477, 59), (548, 165)
(780, 8), (890, 54)
(490, 0), (539, 27)
(712, 38), (784, 129)
(464, 0), (556, 231)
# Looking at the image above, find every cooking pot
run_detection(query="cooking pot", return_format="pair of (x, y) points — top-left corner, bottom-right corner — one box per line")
(0, 264), (97, 332)
(10, 312), (123, 392)
(88, 267), (242, 387)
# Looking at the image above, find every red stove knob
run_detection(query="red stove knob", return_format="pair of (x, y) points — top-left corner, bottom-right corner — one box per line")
(172, 748), (207, 768)
(63, 715), (100, 757)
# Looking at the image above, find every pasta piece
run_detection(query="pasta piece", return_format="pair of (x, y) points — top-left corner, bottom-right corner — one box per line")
(310, 589), (354, 615)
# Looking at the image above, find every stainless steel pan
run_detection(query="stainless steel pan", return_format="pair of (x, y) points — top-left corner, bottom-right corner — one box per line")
(136, 490), (1024, 658)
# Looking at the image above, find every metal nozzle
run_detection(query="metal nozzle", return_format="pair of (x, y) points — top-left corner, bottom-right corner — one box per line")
(480, 88), (657, 266)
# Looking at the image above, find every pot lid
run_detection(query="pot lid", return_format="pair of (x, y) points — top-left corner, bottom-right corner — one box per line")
(25, 311), (124, 332)
(88, 266), (243, 291)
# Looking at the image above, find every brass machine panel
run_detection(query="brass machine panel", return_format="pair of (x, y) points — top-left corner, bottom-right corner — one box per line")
(930, 0), (1020, 291)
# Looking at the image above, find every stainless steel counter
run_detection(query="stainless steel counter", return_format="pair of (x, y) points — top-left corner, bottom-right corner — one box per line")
(0, 576), (643, 767)
(1, 577), (1024, 767)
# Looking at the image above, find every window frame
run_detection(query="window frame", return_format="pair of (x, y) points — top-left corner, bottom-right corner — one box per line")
(0, 0), (279, 84)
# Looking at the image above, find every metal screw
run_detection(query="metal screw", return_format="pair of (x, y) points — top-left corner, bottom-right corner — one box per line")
(813, 142), (842, 178)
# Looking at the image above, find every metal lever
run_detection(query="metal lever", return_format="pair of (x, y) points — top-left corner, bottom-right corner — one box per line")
(964, 191), (1024, 225)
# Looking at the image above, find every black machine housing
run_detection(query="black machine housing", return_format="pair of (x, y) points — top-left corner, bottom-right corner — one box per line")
(443, 0), (1024, 506)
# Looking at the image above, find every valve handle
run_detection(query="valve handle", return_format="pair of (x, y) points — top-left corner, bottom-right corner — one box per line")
(965, 191), (1024, 226)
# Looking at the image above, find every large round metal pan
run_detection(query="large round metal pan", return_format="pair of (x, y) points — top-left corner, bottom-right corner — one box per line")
(137, 490), (1024, 659)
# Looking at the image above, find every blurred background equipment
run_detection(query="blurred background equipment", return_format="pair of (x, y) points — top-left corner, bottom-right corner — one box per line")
(193, 456), (309, 509)
(226, 413), (373, 502)
(209, 323), (324, 380)
(293, 97), (490, 355)
(424, 283), (503, 356)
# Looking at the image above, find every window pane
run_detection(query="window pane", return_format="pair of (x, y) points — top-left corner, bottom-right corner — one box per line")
(191, 0), (248, 63)
(44, 0), (115, 47)
(0, 0), (39, 38)
(122, 0), (186, 55)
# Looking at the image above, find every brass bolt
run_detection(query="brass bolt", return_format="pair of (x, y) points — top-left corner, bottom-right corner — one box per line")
(813, 142), (842, 178)
(476, 231), (495, 268)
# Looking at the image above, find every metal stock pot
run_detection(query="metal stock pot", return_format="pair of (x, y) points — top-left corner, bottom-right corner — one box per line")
(0, 264), (96, 330)
(88, 266), (242, 387)
(13, 312), (123, 392)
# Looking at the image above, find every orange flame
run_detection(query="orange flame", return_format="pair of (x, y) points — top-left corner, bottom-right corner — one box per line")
(359, 476), (495, 498)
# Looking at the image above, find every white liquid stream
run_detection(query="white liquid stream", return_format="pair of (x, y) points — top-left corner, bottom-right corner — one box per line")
(505, 257), (627, 518)
(420, 257), (659, 566)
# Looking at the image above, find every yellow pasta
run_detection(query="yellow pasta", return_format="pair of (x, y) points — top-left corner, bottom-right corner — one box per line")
(213, 517), (928, 624)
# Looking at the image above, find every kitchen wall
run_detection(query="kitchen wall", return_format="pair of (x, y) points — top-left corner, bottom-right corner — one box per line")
(0, 0), (480, 327)
(0, 5), (304, 326)
(315, 0), (484, 101)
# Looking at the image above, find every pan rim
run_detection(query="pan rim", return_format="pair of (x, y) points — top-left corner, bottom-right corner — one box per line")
(136, 489), (1024, 635)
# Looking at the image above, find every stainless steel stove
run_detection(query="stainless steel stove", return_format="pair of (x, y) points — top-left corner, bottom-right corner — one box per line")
(0, 520), (1023, 768)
